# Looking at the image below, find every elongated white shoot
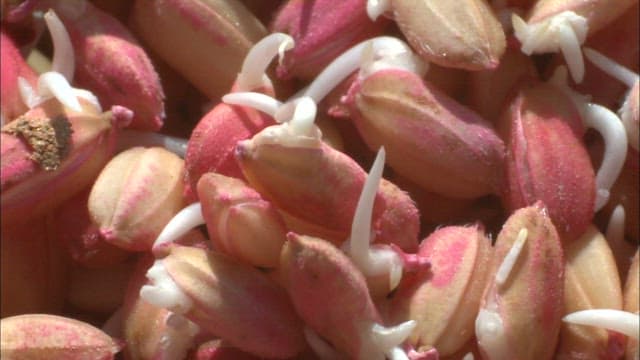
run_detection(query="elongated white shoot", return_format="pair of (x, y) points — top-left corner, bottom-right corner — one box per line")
(236, 33), (294, 91)
(344, 147), (404, 290)
(495, 228), (528, 287)
(582, 103), (628, 211)
(19, 10), (100, 112)
(302, 36), (424, 104)
(350, 147), (386, 262)
(222, 92), (283, 119)
(366, 0), (391, 21)
(152, 203), (205, 250)
(549, 66), (629, 212)
(44, 10), (74, 82)
(513, 11), (588, 83)
(584, 47), (639, 88)
(584, 49), (640, 151)
(563, 309), (640, 339)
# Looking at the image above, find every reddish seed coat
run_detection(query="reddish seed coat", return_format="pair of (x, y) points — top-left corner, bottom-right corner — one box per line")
(184, 103), (275, 200)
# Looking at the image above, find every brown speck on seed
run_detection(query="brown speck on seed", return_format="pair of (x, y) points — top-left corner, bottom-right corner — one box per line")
(2, 115), (73, 171)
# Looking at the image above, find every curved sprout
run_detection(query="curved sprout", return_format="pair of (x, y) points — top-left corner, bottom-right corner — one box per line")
(343, 147), (428, 291)
(346, 147), (403, 285)
(583, 47), (639, 152)
(152, 203), (205, 250)
(37, 72), (81, 111)
(222, 92), (283, 119)
(19, 9), (100, 112)
(236, 33), (294, 91)
(584, 47), (639, 88)
(301, 36), (425, 104)
(563, 309), (640, 340)
(370, 320), (416, 359)
(44, 10), (74, 81)
(349, 147), (385, 263)
(549, 66), (628, 211)
(582, 103), (628, 211)
(512, 11), (588, 83)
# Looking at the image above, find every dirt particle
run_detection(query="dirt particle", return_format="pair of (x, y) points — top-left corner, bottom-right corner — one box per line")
(3, 115), (73, 171)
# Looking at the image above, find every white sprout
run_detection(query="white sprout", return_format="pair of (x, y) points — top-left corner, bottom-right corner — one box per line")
(495, 228), (528, 287)
(242, 96), (322, 150)
(45, 9), (74, 81)
(475, 306), (508, 359)
(140, 260), (193, 314)
(475, 229), (523, 358)
(221, 92), (319, 140)
(236, 33), (295, 91)
(369, 320), (416, 359)
(19, 10), (101, 112)
(343, 147), (404, 291)
(366, 0), (391, 21)
(152, 203), (205, 250)
(563, 309), (640, 340)
(549, 66), (628, 211)
(289, 96), (319, 138)
(583, 47), (639, 88)
(583, 47), (639, 151)
(115, 130), (189, 158)
(605, 205), (635, 275)
(582, 103), (628, 211)
(301, 36), (426, 104)
(222, 92), (283, 119)
(512, 11), (588, 83)
(34, 71), (81, 111)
